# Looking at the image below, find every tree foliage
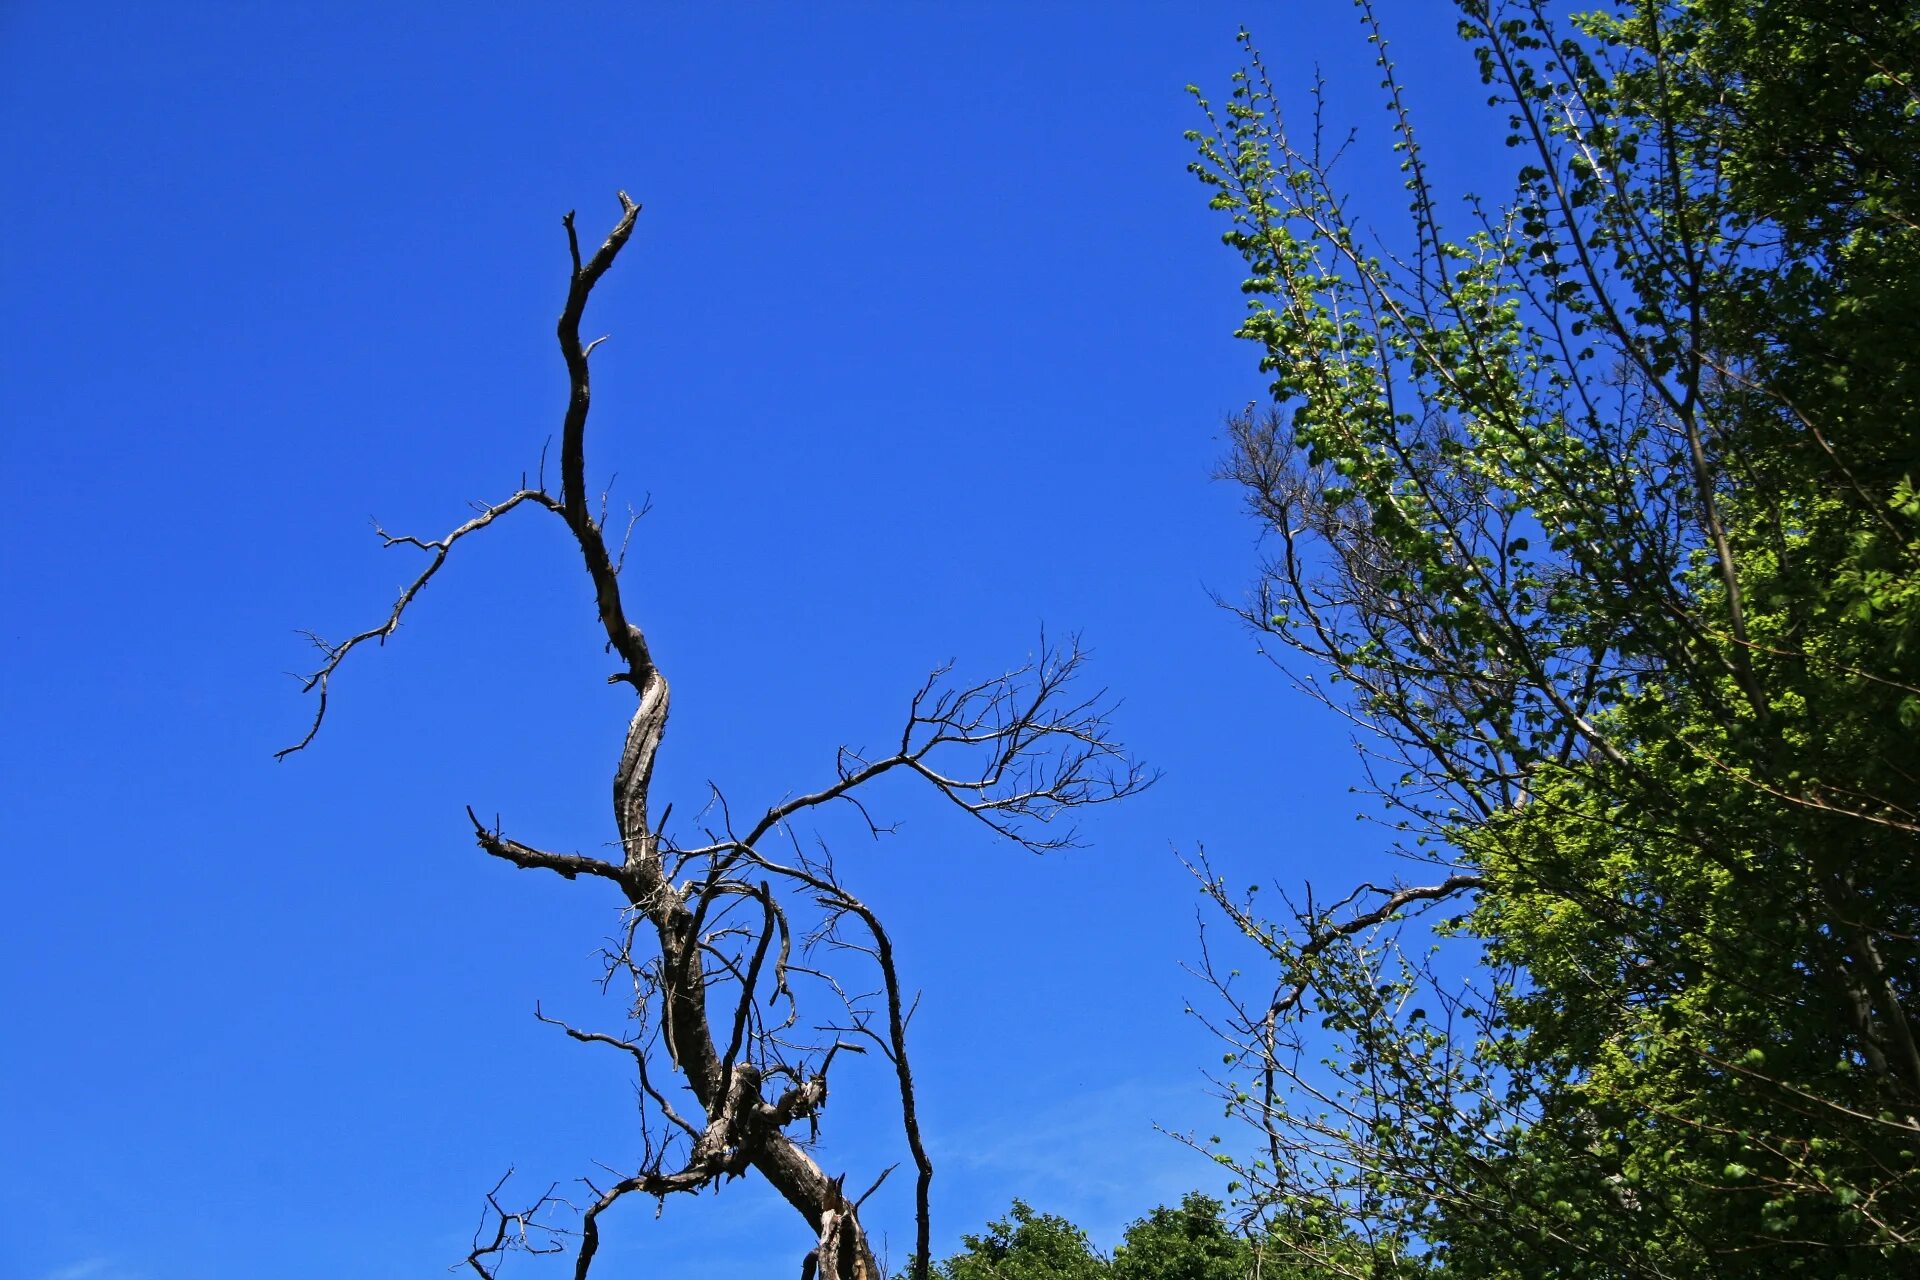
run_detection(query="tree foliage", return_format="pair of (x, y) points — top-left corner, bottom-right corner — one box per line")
(929, 1193), (1316, 1280)
(1188, 1), (1919, 1275)
(931, 1200), (1111, 1280)
(1111, 1195), (1264, 1280)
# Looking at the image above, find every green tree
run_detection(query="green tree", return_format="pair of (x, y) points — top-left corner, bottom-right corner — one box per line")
(1188, 1), (1918, 1275)
(931, 1201), (1109, 1280)
(1111, 1194), (1253, 1280)
(930, 1193), (1339, 1279)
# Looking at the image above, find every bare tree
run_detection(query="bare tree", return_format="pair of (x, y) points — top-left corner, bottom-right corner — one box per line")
(280, 193), (1147, 1279)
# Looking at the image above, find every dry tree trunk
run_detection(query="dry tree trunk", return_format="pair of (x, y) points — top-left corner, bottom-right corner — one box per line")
(281, 194), (1145, 1280)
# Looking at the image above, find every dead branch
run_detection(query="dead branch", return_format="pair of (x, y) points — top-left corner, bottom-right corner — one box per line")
(278, 489), (558, 759)
(464, 1170), (571, 1279)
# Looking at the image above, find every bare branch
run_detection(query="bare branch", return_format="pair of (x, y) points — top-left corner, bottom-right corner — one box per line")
(469, 808), (629, 886)
(277, 488), (559, 758)
(464, 1170), (571, 1280)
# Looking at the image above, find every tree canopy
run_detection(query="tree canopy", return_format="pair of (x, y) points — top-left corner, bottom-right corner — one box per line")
(929, 1194), (1277, 1280)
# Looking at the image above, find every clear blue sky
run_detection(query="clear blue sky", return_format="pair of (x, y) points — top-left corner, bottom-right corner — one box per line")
(2, 4), (1502, 1277)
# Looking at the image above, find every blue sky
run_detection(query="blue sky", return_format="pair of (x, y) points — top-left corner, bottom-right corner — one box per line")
(1, 3), (1504, 1276)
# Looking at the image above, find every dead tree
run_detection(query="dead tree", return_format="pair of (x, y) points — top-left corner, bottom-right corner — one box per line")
(280, 193), (1147, 1279)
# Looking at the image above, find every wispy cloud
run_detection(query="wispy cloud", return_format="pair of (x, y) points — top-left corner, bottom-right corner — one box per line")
(933, 1076), (1231, 1249)
(40, 1261), (143, 1280)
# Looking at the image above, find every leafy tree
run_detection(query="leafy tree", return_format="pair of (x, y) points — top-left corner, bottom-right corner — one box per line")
(1187, 1), (1918, 1276)
(1110, 1193), (1255, 1280)
(931, 1200), (1109, 1280)
(930, 1192), (1327, 1279)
